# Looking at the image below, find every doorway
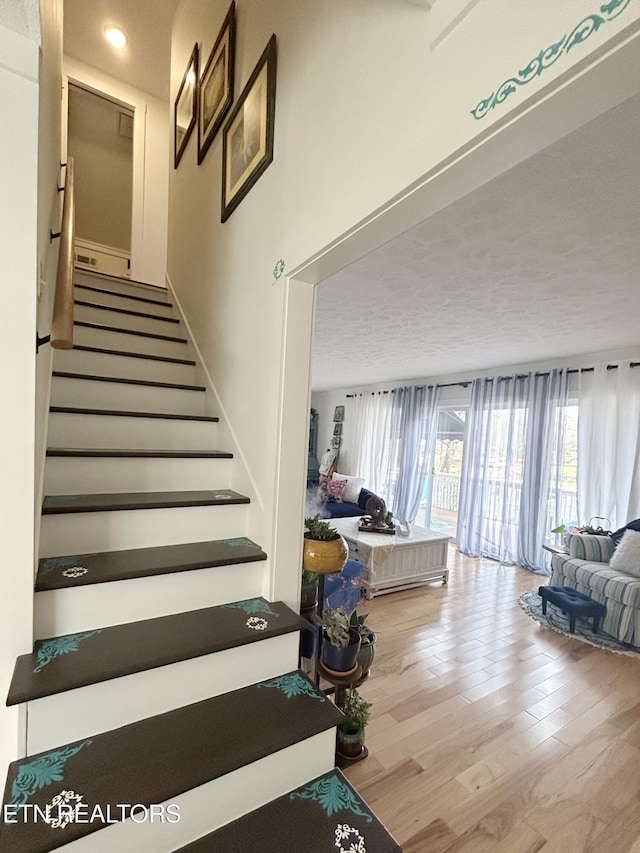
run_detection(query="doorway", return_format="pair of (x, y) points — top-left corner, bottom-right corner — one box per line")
(67, 83), (134, 277)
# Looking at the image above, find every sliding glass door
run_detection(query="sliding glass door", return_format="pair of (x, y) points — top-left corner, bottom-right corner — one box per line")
(415, 409), (467, 538)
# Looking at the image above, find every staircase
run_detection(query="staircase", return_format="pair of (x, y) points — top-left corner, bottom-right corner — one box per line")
(0, 270), (400, 852)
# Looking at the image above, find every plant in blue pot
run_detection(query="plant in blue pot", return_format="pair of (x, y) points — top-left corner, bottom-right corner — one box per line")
(316, 606), (361, 676)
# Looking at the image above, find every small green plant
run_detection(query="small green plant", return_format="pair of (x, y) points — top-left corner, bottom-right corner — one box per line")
(315, 606), (350, 648)
(301, 568), (318, 586)
(349, 610), (370, 638)
(339, 688), (371, 742)
(304, 514), (339, 541)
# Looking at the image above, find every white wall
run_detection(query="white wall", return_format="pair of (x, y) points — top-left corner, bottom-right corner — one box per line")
(63, 57), (170, 285)
(168, 0), (640, 608)
(68, 85), (133, 251)
(0, 11), (49, 774)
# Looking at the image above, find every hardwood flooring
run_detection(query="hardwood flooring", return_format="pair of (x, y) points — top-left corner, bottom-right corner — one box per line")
(343, 546), (640, 852)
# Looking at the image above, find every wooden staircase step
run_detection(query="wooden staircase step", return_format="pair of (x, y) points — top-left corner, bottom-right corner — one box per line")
(0, 671), (343, 853)
(52, 371), (205, 392)
(50, 406), (219, 422)
(74, 299), (179, 324)
(176, 769), (401, 853)
(36, 537), (267, 591)
(8, 599), (305, 705)
(71, 344), (195, 366)
(42, 489), (249, 515)
(74, 320), (188, 344)
(46, 448), (232, 459)
(74, 269), (167, 292)
(75, 283), (172, 308)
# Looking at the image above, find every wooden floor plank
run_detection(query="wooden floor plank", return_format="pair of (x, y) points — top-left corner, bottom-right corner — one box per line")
(343, 546), (640, 850)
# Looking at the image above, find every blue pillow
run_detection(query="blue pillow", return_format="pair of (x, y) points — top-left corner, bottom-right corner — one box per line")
(358, 488), (376, 511)
(611, 518), (640, 548)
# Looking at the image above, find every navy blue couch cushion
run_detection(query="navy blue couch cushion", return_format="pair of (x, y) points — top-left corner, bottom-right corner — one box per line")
(306, 480), (381, 519)
(611, 518), (640, 548)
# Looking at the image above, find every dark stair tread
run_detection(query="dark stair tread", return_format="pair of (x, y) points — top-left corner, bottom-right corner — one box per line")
(75, 269), (167, 291)
(176, 769), (401, 853)
(75, 283), (173, 308)
(71, 344), (195, 366)
(74, 320), (187, 344)
(74, 299), (179, 324)
(36, 537), (267, 591)
(8, 598), (305, 705)
(46, 448), (232, 459)
(52, 371), (205, 392)
(0, 671), (343, 853)
(42, 489), (249, 514)
(50, 405), (219, 422)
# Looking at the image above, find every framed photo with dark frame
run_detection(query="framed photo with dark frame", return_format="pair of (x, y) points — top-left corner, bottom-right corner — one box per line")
(198, 2), (236, 165)
(333, 422), (343, 437)
(221, 34), (277, 222)
(334, 406), (345, 423)
(174, 44), (199, 169)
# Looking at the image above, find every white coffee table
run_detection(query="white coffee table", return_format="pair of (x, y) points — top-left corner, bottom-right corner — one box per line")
(331, 518), (451, 598)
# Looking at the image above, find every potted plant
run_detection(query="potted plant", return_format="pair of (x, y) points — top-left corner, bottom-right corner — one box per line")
(303, 514), (348, 575)
(337, 687), (371, 759)
(301, 568), (319, 611)
(316, 606), (361, 675)
(350, 610), (377, 676)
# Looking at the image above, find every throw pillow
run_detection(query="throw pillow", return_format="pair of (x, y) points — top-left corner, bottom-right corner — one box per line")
(611, 518), (640, 548)
(610, 529), (640, 577)
(318, 477), (347, 504)
(332, 473), (365, 505)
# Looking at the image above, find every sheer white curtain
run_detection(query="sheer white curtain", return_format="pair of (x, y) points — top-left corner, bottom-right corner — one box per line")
(578, 363), (640, 529)
(351, 392), (395, 497)
(458, 370), (569, 571)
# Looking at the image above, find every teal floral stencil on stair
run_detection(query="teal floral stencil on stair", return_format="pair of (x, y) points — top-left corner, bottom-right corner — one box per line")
(11, 740), (92, 806)
(34, 631), (102, 673)
(222, 599), (279, 617)
(39, 555), (82, 576)
(290, 774), (372, 822)
(225, 537), (256, 548)
(258, 673), (326, 702)
(470, 0), (633, 120)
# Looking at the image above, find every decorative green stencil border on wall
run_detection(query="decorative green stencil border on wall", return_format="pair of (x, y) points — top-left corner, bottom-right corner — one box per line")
(470, 0), (633, 120)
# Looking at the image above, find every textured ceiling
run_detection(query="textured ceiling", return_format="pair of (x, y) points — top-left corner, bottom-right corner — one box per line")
(312, 93), (640, 391)
(64, 0), (180, 101)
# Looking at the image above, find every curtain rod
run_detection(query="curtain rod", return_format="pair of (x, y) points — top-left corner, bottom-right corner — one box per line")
(345, 362), (640, 396)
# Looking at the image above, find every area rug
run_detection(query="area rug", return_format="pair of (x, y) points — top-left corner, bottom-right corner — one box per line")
(518, 591), (640, 657)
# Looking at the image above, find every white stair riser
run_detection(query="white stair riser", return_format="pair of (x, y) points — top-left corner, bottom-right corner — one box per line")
(51, 376), (206, 415)
(27, 633), (299, 753)
(49, 732), (336, 853)
(48, 413), (220, 450)
(40, 504), (249, 556)
(34, 561), (265, 636)
(75, 287), (173, 317)
(54, 348), (196, 385)
(75, 271), (169, 300)
(73, 325), (188, 359)
(45, 457), (233, 494)
(75, 304), (180, 337)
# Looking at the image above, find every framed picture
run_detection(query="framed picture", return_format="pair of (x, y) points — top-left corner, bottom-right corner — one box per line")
(221, 34), (277, 221)
(198, 2), (236, 165)
(174, 44), (199, 168)
(334, 406), (345, 423)
(333, 422), (343, 437)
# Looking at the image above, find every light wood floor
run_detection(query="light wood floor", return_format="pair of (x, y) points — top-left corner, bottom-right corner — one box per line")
(343, 545), (640, 853)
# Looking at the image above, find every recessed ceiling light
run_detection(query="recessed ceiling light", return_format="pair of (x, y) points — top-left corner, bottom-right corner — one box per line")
(104, 26), (127, 48)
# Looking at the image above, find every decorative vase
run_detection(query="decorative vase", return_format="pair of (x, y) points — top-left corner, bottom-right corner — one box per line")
(356, 629), (376, 676)
(300, 579), (318, 611)
(337, 726), (365, 760)
(302, 534), (348, 575)
(321, 628), (361, 675)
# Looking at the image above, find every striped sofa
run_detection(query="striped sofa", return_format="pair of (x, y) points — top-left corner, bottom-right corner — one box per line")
(550, 533), (640, 647)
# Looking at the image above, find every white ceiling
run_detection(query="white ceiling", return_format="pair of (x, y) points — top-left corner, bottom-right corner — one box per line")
(63, 0), (180, 102)
(312, 93), (640, 391)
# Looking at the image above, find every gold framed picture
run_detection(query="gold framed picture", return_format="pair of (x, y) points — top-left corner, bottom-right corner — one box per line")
(221, 34), (277, 222)
(198, 2), (236, 165)
(174, 44), (199, 168)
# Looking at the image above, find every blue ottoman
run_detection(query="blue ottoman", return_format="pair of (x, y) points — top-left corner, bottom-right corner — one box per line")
(538, 585), (606, 634)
